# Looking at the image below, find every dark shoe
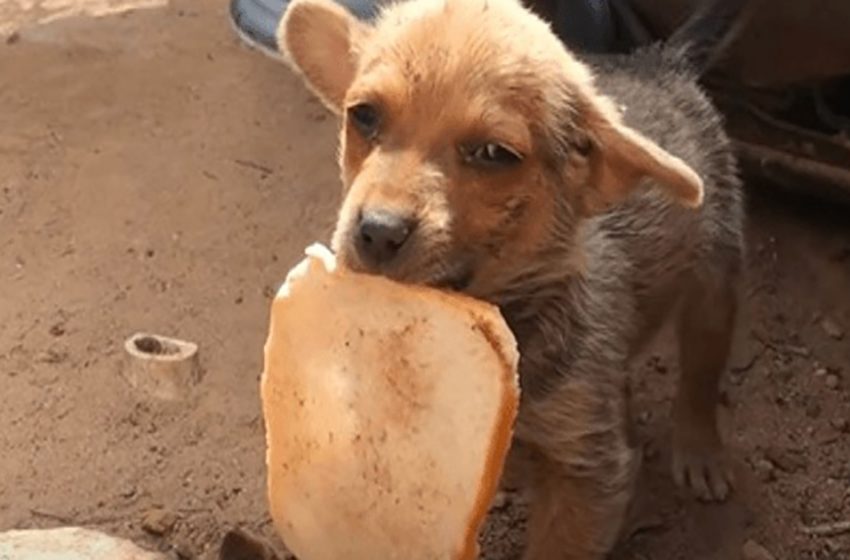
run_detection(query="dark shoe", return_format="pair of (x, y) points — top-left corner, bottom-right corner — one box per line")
(228, 0), (649, 59)
(229, 0), (379, 59)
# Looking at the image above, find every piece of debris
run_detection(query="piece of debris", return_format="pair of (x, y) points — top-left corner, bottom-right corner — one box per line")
(742, 539), (776, 560)
(141, 507), (177, 536)
(0, 527), (165, 559)
(826, 374), (841, 390)
(5, 31), (20, 45)
(122, 333), (200, 401)
(38, 349), (68, 364)
(753, 459), (776, 483)
(785, 344), (811, 358)
(800, 520), (850, 537)
(821, 317), (845, 340)
(764, 446), (808, 474)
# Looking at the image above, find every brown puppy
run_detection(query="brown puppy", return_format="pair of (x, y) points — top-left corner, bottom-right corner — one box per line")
(278, 0), (744, 557)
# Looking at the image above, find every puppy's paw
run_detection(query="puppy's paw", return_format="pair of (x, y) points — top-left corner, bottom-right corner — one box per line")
(672, 434), (734, 502)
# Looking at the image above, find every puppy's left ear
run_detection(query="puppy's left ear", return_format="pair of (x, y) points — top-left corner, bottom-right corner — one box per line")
(278, 0), (369, 113)
(577, 88), (704, 214)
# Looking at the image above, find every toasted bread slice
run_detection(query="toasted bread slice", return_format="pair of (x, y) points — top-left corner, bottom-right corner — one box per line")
(261, 244), (519, 560)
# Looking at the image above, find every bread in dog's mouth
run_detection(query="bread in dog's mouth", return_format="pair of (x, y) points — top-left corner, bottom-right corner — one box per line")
(262, 242), (520, 560)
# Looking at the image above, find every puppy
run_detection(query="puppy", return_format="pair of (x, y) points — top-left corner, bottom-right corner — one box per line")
(278, 0), (745, 557)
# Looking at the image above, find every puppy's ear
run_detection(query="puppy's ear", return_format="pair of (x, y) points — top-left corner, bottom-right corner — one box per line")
(278, 0), (368, 113)
(576, 89), (704, 214)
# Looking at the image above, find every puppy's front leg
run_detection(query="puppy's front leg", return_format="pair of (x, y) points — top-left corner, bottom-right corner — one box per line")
(517, 379), (638, 560)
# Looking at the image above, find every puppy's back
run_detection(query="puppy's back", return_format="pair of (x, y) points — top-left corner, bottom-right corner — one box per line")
(583, 44), (744, 333)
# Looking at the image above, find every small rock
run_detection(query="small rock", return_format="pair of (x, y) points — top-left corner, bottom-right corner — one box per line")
(141, 508), (177, 536)
(815, 367), (828, 377)
(785, 344), (811, 358)
(49, 323), (66, 337)
(753, 459), (776, 483)
(742, 539), (776, 560)
(5, 32), (20, 45)
(822, 317), (845, 340)
(38, 349), (68, 364)
(826, 374), (841, 390)
(831, 417), (849, 433)
(764, 446), (808, 474)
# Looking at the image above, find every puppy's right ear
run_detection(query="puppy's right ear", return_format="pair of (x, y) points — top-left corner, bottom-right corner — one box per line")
(278, 0), (369, 113)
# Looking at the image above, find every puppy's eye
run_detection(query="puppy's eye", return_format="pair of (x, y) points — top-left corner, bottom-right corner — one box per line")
(348, 103), (381, 139)
(463, 143), (522, 168)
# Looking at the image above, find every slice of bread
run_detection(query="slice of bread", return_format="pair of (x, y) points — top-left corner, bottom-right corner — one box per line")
(262, 244), (520, 560)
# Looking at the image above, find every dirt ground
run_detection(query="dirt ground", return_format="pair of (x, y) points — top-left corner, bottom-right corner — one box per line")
(1, 2), (849, 559)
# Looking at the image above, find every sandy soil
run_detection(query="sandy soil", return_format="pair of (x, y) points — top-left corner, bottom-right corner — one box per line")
(1, 2), (848, 559)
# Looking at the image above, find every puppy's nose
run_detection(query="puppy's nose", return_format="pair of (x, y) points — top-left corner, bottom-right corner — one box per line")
(356, 210), (415, 265)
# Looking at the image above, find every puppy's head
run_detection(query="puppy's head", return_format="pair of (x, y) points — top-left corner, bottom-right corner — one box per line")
(279, 0), (703, 301)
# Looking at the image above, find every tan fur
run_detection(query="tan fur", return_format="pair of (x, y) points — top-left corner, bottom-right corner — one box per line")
(278, 0), (744, 558)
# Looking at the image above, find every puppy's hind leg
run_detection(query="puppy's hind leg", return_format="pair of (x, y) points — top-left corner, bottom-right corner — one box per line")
(672, 270), (739, 502)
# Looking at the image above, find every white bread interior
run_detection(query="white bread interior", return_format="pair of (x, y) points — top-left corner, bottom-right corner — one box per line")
(262, 244), (520, 560)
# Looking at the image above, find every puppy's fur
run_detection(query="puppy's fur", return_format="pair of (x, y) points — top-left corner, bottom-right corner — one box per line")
(278, 1), (744, 557)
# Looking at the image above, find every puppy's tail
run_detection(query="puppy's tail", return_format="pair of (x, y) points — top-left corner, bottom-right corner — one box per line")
(665, 0), (756, 76)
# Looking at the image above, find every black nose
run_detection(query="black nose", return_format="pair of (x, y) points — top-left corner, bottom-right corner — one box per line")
(356, 210), (415, 265)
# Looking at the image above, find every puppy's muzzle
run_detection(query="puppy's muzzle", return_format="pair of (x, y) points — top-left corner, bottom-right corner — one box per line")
(355, 209), (417, 267)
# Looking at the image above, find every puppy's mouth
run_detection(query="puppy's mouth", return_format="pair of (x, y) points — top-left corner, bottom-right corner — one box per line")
(336, 246), (474, 293)
(432, 268), (474, 292)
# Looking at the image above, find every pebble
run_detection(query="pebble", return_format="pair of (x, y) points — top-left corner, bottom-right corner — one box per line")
(753, 459), (776, 483)
(141, 507), (177, 536)
(764, 446), (808, 474)
(822, 317), (845, 340)
(814, 367), (828, 377)
(742, 539), (776, 560)
(785, 344), (811, 358)
(826, 374), (841, 389)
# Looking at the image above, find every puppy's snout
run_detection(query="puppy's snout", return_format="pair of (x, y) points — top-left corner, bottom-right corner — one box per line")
(356, 210), (416, 266)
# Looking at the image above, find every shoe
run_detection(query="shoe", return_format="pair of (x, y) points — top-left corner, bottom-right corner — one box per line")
(229, 0), (379, 60)
(228, 0), (648, 60)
